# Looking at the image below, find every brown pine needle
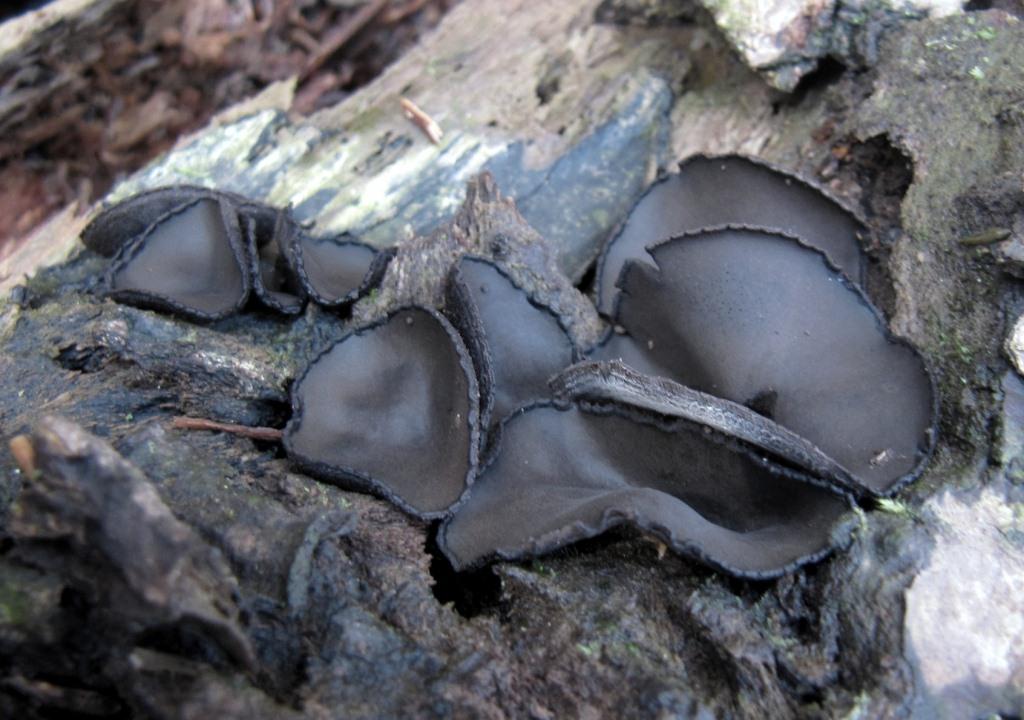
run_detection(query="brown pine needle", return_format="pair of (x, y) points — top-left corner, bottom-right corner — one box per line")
(171, 416), (283, 442)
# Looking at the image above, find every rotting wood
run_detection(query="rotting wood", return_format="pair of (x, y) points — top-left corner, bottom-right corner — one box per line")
(2, 2), (1022, 719)
(3, 0), (838, 293)
(0, 0), (453, 267)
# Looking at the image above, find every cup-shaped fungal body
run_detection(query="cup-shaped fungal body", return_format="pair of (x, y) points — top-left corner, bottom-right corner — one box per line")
(289, 231), (390, 309)
(596, 154), (868, 314)
(243, 209), (307, 314)
(85, 185), (392, 319)
(439, 402), (854, 577)
(107, 197), (251, 322)
(594, 226), (936, 496)
(444, 256), (578, 433)
(283, 307), (481, 518)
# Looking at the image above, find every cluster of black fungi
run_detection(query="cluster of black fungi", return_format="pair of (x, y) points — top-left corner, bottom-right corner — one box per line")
(80, 155), (937, 579)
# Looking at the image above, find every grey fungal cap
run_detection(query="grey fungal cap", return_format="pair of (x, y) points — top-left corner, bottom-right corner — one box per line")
(596, 154), (867, 313)
(289, 233), (384, 308)
(595, 226), (935, 496)
(445, 256), (577, 430)
(85, 186), (390, 318)
(283, 307), (480, 519)
(107, 198), (250, 321)
(439, 403), (854, 577)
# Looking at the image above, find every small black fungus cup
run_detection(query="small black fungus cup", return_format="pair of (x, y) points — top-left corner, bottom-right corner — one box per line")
(283, 306), (481, 519)
(85, 185), (389, 321)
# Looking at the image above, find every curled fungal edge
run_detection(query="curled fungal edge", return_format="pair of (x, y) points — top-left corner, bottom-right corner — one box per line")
(107, 197), (250, 321)
(82, 185), (264, 257)
(593, 226), (935, 496)
(551, 359), (859, 492)
(595, 154), (868, 313)
(82, 167), (938, 578)
(244, 210), (306, 315)
(283, 307), (480, 519)
(437, 402), (855, 577)
(444, 256), (578, 434)
(289, 233), (389, 308)
(83, 186), (388, 320)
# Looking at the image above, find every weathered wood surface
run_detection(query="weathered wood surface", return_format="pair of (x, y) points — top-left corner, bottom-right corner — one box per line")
(1, 1), (1023, 718)
(6, 0), (818, 286)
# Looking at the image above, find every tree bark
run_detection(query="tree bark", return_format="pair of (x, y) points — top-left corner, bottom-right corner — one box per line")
(1, 1), (1023, 718)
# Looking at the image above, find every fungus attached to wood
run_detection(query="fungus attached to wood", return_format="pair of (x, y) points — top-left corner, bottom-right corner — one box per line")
(107, 197), (250, 321)
(84, 186), (391, 320)
(596, 154), (868, 313)
(438, 402), (854, 577)
(444, 256), (578, 431)
(594, 226), (935, 496)
(80, 171), (939, 578)
(244, 210), (306, 315)
(283, 307), (480, 518)
(289, 233), (386, 308)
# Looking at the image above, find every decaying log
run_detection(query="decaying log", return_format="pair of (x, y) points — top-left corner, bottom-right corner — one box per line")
(1, 0), (1024, 718)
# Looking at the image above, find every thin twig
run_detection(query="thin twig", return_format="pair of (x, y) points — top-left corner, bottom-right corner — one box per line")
(400, 97), (443, 144)
(382, 0), (433, 23)
(301, 0), (390, 81)
(171, 416), (283, 442)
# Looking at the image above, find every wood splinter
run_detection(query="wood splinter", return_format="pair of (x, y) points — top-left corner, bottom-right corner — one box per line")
(9, 434), (37, 476)
(958, 227), (1011, 246)
(400, 97), (444, 145)
(171, 416), (283, 442)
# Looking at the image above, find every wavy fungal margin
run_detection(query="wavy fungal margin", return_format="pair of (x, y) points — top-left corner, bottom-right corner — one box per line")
(595, 226), (936, 497)
(438, 402), (856, 578)
(86, 185), (389, 321)
(283, 307), (481, 519)
(79, 169), (938, 579)
(595, 153), (869, 314)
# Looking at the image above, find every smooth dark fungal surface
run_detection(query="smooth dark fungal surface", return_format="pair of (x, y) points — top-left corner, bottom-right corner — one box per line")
(595, 227), (935, 496)
(445, 256), (577, 429)
(438, 403), (854, 577)
(79, 178), (937, 579)
(283, 307), (480, 518)
(85, 186), (390, 319)
(290, 234), (380, 307)
(107, 198), (249, 321)
(596, 154), (868, 313)
(552, 360), (858, 490)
